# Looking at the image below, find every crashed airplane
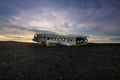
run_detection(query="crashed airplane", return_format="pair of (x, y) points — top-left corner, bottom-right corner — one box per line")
(32, 33), (88, 46)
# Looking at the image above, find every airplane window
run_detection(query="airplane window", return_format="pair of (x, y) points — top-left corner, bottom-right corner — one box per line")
(66, 39), (67, 41)
(67, 39), (69, 41)
(47, 37), (50, 40)
(43, 37), (45, 39)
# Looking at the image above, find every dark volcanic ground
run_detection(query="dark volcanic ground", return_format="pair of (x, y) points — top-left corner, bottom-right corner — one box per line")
(0, 41), (120, 80)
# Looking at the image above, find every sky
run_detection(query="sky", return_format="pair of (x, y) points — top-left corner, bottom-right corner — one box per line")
(0, 0), (120, 43)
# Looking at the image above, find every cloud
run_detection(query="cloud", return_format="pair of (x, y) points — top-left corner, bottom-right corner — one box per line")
(0, 0), (120, 43)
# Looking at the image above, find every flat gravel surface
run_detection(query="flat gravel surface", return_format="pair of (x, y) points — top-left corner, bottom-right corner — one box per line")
(0, 41), (120, 80)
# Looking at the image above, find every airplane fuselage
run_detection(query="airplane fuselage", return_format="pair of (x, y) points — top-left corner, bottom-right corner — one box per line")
(32, 34), (88, 46)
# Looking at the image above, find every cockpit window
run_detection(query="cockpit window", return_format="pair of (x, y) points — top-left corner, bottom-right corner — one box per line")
(34, 34), (37, 37)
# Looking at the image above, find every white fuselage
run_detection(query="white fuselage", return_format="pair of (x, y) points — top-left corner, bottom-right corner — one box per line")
(32, 34), (88, 46)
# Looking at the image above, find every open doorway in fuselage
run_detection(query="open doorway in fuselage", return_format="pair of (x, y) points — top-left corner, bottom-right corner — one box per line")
(76, 37), (84, 44)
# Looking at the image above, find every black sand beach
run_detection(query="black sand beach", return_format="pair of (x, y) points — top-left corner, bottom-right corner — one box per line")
(0, 41), (120, 80)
